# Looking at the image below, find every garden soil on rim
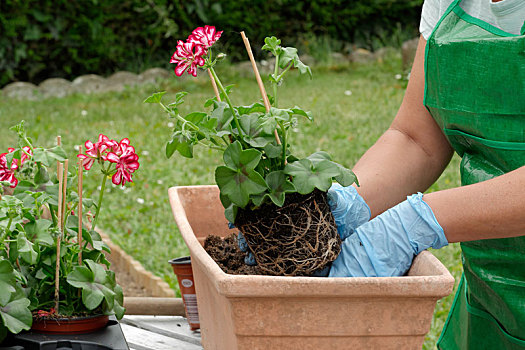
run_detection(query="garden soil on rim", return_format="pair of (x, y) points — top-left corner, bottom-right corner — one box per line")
(205, 190), (341, 276)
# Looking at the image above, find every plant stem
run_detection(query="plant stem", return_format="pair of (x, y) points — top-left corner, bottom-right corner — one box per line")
(276, 62), (293, 82)
(90, 173), (108, 233)
(48, 203), (58, 228)
(159, 102), (199, 131)
(277, 121), (287, 166)
(273, 54), (280, 107)
(208, 67), (244, 137)
(5, 217), (13, 232)
(198, 140), (224, 151)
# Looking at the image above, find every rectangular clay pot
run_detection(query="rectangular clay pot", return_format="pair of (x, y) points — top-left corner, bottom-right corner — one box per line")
(168, 185), (455, 350)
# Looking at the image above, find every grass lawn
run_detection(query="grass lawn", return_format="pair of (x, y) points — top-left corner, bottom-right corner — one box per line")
(1, 51), (462, 349)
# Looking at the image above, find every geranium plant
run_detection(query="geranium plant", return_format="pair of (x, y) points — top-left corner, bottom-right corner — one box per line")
(0, 121), (139, 340)
(146, 27), (357, 276)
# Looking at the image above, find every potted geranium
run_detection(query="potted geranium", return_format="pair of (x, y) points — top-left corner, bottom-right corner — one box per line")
(151, 27), (454, 349)
(0, 121), (139, 341)
(146, 26), (358, 276)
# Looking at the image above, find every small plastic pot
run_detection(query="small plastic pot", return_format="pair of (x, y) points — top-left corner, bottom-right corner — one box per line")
(169, 256), (200, 330)
(31, 314), (109, 334)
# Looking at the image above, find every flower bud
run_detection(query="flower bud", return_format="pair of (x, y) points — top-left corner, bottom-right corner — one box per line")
(216, 53), (227, 61)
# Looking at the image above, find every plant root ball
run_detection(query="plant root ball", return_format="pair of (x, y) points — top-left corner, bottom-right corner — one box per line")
(235, 189), (341, 276)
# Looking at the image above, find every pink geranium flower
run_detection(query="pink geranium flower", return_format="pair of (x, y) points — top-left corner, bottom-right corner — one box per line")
(187, 25), (223, 49)
(106, 139), (140, 186)
(77, 134), (116, 170)
(0, 147), (31, 188)
(0, 151), (18, 188)
(170, 40), (206, 77)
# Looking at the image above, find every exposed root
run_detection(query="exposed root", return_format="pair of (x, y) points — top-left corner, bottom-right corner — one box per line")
(235, 190), (341, 276)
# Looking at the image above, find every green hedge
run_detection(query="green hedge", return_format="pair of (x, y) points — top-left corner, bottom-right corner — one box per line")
(0, 0), (422, 87)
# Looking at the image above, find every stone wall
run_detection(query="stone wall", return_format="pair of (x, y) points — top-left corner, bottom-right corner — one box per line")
(2, 40), (419, 101)
(2, 68), (171, 100)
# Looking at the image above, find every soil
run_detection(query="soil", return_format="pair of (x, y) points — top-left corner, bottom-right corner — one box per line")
(204, 234), (261, 275)
(205, 190), (341, 276)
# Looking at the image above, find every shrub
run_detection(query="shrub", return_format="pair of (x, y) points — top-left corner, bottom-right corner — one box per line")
(0, 0), (422, 87)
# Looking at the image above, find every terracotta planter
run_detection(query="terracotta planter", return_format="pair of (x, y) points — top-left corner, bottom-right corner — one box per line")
(168, 185), (455, 350)
(169, 256), (200, 330)
(31, 314), (109, 334)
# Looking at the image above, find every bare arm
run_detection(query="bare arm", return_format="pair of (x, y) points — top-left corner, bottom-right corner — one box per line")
(353, 36), (525, 243)
(424, 166), (525, 242)
(353, 36), (453, 217)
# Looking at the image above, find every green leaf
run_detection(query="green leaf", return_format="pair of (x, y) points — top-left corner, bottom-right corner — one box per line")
(184, 112), (207, 125)
(24, 219), (52, 244)
(167, 91), (189, 114)
(0, 289), (32, 334)
(279, 47), (313, 79)
(80, 230), (109, 252)
(34, 164), (50, 185)
(224, 203), (237, 223)
(258, 114), (278, 135)
(263, 143), (282, 159)
(293, 57), (313, 78)
(280, 47), (298, 68)
(111, 284), (125, 319)
(334, 164), (358, 187)
(307, 151), (332, 164)
(166, 133), (193, 159)
(17, 233), (38, 265)
(0, 260), (16, 306)
(223, 141), (262, 171)
(32, 146), (67, 167)
(211, 101), (233, 131)
(236, 102), (266, 115)
(67, 260), (116, 311)
(219, 193), (238, 223)
(240, 114), (273, 148)
(269, 107), (293, 122)
(215, 166), (267, 208)
(290, 106), (313, 121)
(143, 91), (166, 104)
(261, 36), (282, 55)
(265, 171), (296, 206)
(251, 171), (295, 207)
(285, 159), (340, 194)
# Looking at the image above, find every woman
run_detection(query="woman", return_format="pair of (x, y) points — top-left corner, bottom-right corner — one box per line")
(328, 0), (525, 348)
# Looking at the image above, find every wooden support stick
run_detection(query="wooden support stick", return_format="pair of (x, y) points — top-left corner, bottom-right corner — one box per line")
(240, 31), (271, 112)
(55, 162), (63, 313)
(61, 159), (68, 226)
(240, 31), (284, 153)
(78, 147), (83, 264)
(56, 136), (61, 170)
(207, 69), (221, 101)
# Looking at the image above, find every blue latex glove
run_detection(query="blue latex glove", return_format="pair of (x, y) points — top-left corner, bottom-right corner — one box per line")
(327, 184), (371, 240)
(329, 192), (448, 277)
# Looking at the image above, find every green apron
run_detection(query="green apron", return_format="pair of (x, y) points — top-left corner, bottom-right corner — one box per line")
(424, 0), (525, 348)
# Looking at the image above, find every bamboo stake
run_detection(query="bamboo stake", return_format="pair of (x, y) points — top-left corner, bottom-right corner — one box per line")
(207, 69), (221, 101)
(56, 136), (61, 170)
(77, 147), (83, 265)
(240, 31), (271, 112)
(55, 162), (63, 313)
(240, 31), (283, 148)
(61, 159), (69, 225)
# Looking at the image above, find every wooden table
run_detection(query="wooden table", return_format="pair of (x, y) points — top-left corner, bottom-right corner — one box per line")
(121, 315), (203, 350)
